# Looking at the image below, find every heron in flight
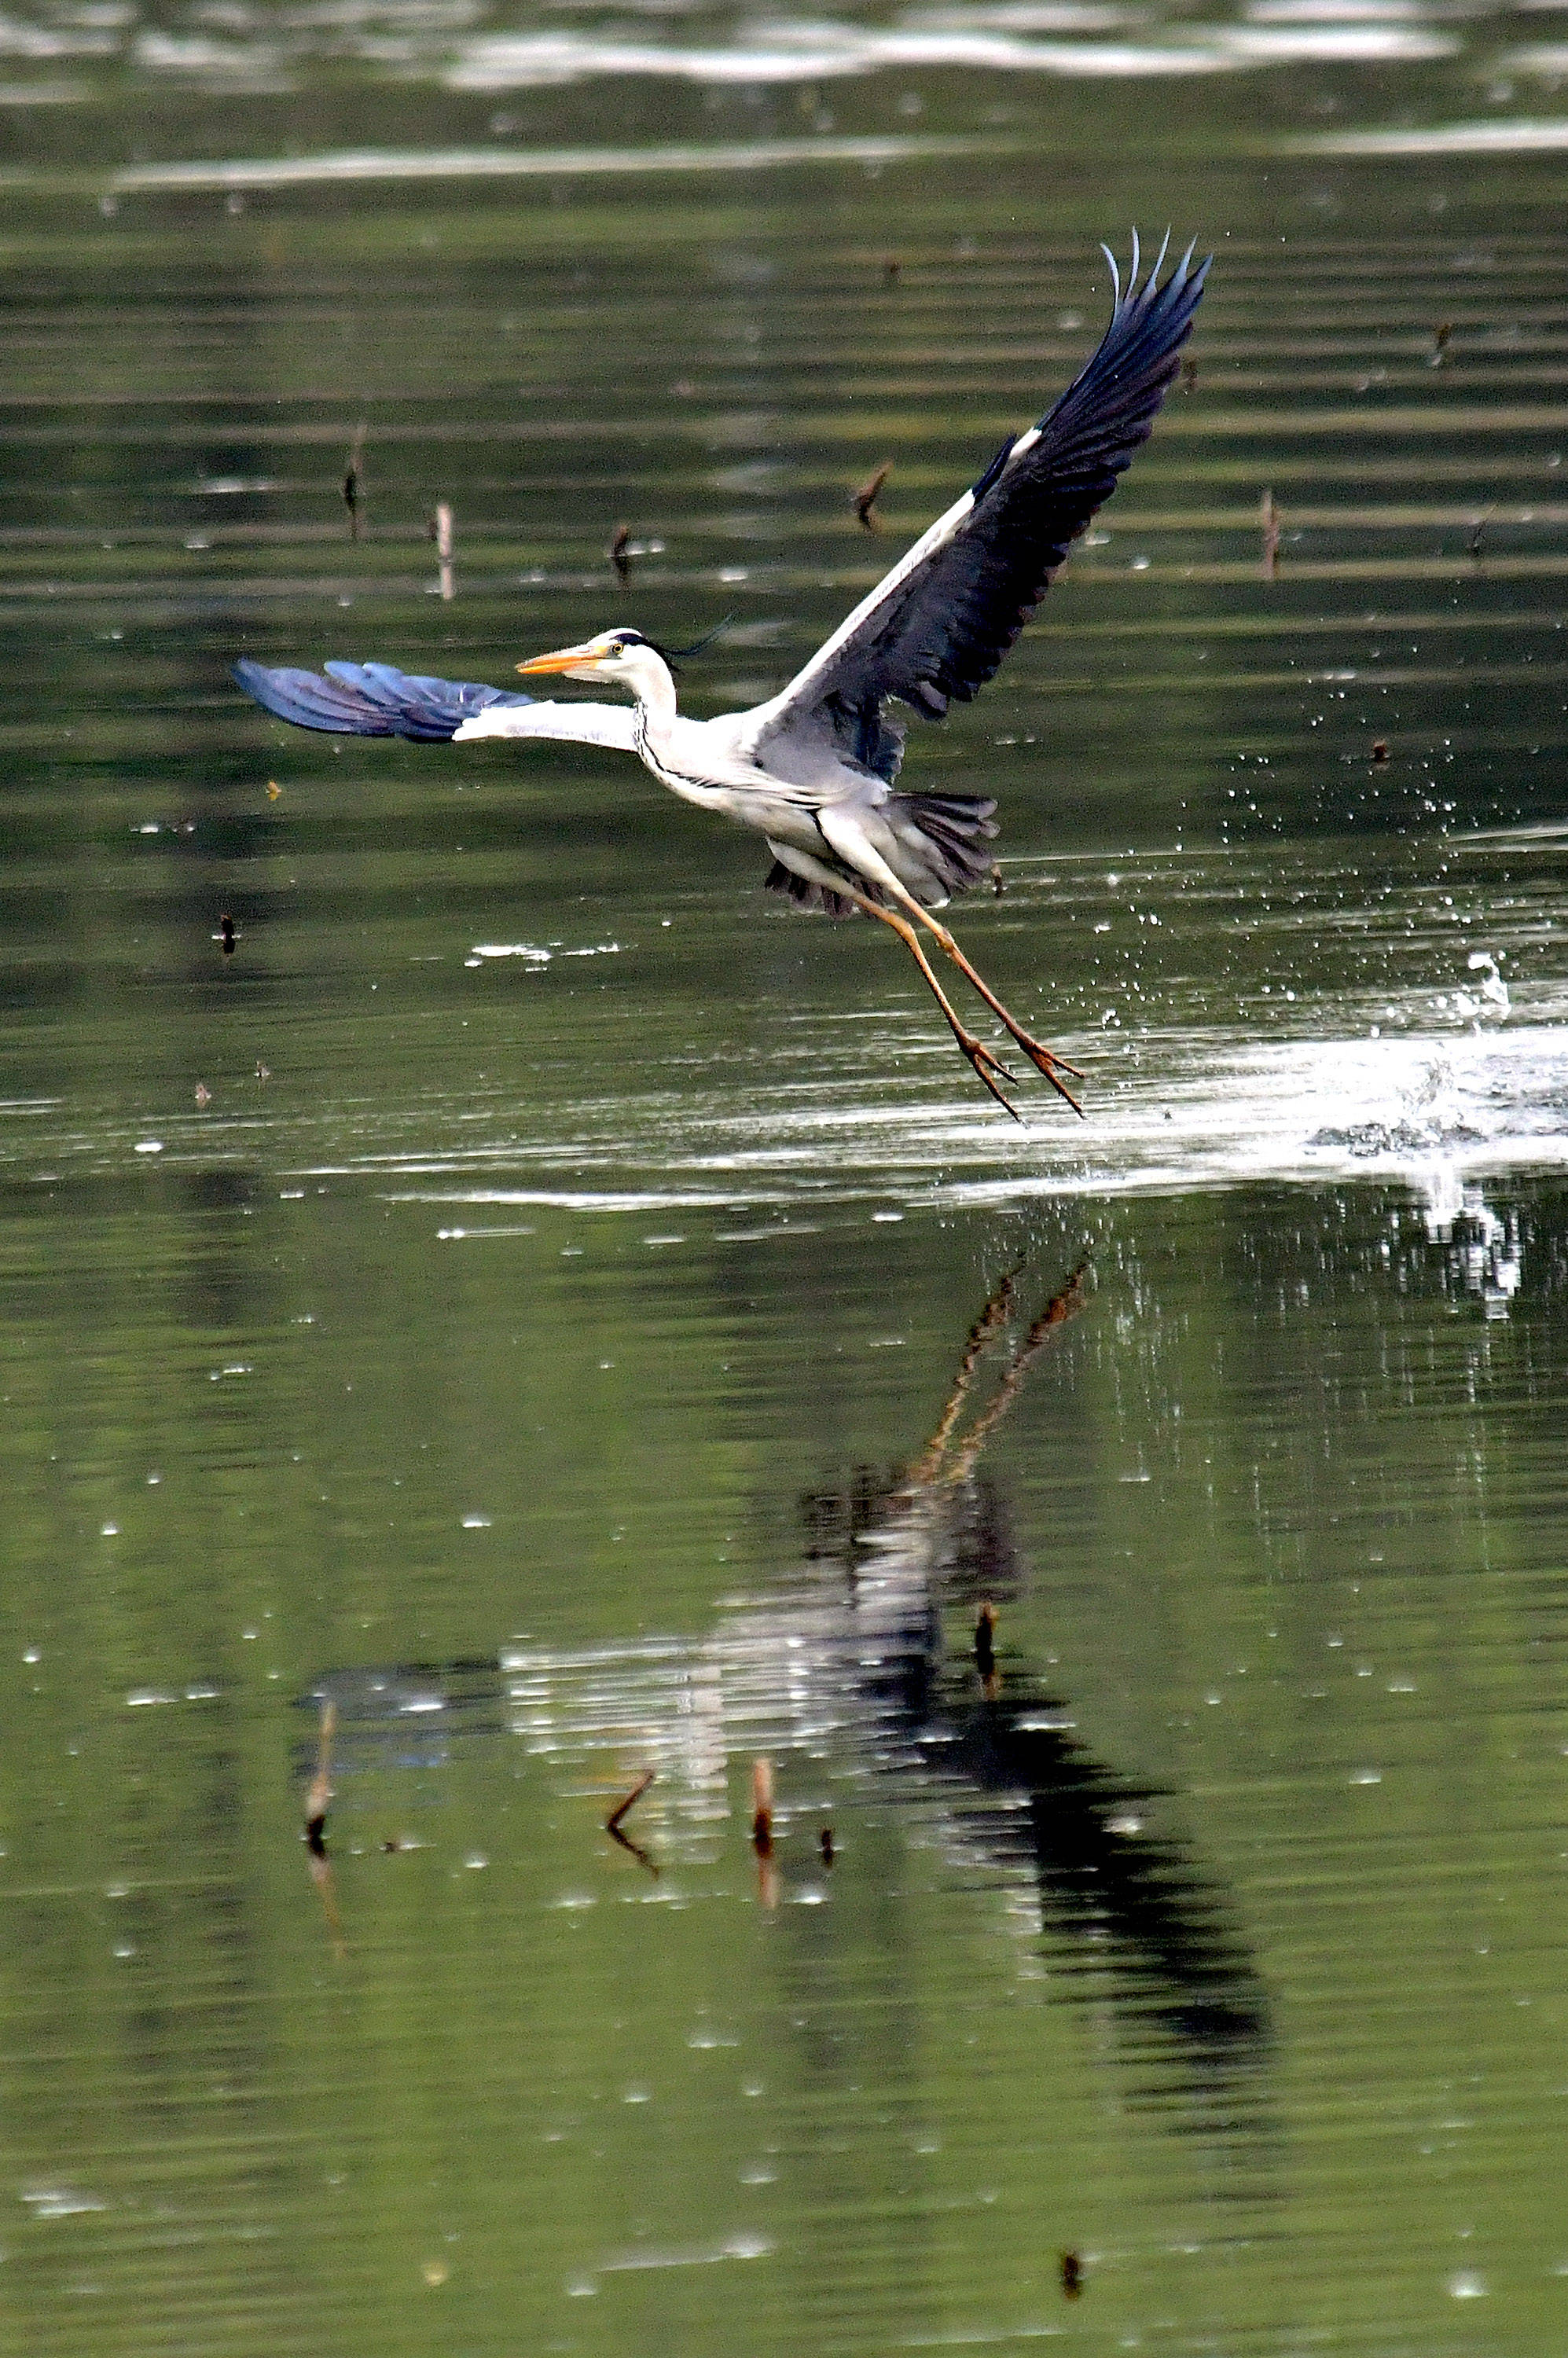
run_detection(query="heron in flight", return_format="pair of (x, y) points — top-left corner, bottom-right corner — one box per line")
(236, 235), (1207, 1118)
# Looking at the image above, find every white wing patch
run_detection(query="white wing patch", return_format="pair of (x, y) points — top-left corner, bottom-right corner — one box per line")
(454, 700), (639, 751)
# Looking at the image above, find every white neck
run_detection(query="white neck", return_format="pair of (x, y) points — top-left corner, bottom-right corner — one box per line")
(623, 647), (678, 740)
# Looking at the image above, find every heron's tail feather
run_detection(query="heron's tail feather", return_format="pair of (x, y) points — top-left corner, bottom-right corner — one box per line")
(763, 858), (865, 918)
(890, 791), (1000, 895)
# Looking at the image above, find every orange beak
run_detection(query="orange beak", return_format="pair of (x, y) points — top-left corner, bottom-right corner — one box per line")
(516, 642), (597, 676)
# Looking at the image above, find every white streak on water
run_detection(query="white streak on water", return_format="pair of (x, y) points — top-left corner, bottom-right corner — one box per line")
(89, 133), (1009, 194)
(20, 2187), (108, 2218)
(1293, 117), (1568, 152)
(0, 0), (1485, 107)
(444, 18), (1450, 85)
(381, 1187), (789, 1211)
(592, 2235), (773, 2273)
(444, 28), (1230, 83)
(242, 1013), (1568, 1228)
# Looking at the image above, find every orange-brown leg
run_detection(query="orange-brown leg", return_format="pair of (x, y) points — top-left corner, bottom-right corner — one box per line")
(836, 883), (1024, 1119)
(887, 886), (1084, 1115)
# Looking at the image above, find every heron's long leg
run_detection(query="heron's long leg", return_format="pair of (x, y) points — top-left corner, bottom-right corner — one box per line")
(883, 884), (1084, 1116)
(833, 883), (1024, 1120)
(946, 1258), (1089, 1484)
(905, 1263), (1023, 1491)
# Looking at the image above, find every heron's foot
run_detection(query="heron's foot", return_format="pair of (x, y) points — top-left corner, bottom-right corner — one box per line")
(958, 1031), (1024, 1122)
(920, 922), (1085, 1116)
(964, 997), (1081, 1111)
(1004, 1029), (1085, 1116)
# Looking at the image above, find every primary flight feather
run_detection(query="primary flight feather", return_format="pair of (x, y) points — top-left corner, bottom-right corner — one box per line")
(235, 233), (1209, 1117)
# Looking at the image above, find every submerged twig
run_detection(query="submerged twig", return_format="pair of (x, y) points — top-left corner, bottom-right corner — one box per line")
(343, 421), (367, 541)
(607, 1765), (654, 1835)
(305, 1697), (334, 1852)
(751, 1757), (777, 1908)
(854, 461), (891, 533)
(303, 1699), (344, 1954)
(606, 1766), (658, 1874)
(429, 501), (455, 601)
(751, 1757), (774, 1857)
(1260, 488), (1280, 578)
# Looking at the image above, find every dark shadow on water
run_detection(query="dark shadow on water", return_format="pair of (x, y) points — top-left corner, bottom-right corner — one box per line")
(781, 1262), (1269, 2099)
(929, 1647), (1265, 2066)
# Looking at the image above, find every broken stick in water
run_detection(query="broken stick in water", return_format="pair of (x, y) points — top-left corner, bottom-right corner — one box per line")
(303, 1699), (344, 1953)
(429, 501), (454, 600)
(854, 462), (891, 533)
(343, 421), (367, 541)
(751, 1757), (774, 1857)
(606, 1767), (657, 1874)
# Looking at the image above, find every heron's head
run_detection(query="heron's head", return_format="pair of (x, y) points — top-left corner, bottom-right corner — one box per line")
(517, 626), (669, 694)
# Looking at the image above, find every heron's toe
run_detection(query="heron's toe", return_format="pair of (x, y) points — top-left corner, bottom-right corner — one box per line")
(962, 1035), (1024, 1121)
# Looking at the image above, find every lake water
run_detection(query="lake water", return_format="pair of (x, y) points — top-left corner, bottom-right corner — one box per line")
(1, 6), (1566, 2352)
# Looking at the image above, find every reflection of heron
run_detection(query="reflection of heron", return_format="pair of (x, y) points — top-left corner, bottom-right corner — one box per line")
(237, 238), (1206, 1117)
(299, 1260), (1265, 2093)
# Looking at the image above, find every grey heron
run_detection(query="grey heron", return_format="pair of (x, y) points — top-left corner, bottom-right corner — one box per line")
(235, 234), (1208, 1118)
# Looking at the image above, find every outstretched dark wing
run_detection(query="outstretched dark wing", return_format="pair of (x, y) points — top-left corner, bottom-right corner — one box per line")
(745, 235), (1208, 773)
(233, 659), (639, 751)
(234, 658), (536, 742)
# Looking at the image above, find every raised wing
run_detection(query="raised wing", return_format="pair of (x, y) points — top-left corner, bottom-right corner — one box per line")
(746, 235), (1208, 777)
(233, 659), (637, 752)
